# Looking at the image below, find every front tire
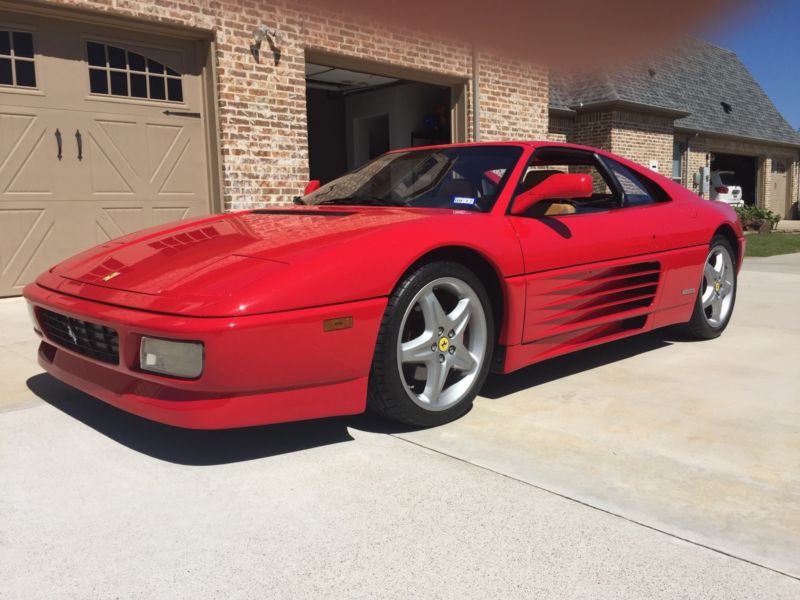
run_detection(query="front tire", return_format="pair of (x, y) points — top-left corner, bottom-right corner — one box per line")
(677, 234), (737, 339)
(368, 261), (494, 427)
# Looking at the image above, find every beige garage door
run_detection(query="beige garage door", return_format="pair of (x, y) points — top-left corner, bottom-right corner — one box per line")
(0, 11), (213, 297)
(771, 159), (790, 218)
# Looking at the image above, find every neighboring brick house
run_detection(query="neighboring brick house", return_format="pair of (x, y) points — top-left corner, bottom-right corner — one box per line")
(549, 39), (800, 220)
(0, 0), (547, 296)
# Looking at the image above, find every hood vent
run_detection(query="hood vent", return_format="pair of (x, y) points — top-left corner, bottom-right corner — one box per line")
(251, 209), (353, 217)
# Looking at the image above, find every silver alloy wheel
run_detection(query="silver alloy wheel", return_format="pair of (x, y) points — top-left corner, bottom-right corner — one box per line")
(700, 244), (735, 328)
(396, 277), (488, 411)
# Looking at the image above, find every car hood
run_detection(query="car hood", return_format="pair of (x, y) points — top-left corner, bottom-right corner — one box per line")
(53, 208), (419, 293)
(41, 206), (519, 317)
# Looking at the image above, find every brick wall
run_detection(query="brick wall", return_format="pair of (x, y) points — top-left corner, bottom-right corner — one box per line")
(476, 52), (548, 142)
(551, 110), (673, 177)
(609, 111), (674, 179)
(547, 115), (573, 143)
(682, 139), (709, 196)
(40, 0), (549, 209)
(570, 111), (613, 151)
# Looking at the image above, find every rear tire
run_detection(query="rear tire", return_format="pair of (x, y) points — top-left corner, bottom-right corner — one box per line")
(677, 234), (737, 340)
(368, 261), (494, 427)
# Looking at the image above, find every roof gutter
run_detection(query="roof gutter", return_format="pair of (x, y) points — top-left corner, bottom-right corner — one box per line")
(568, 99), (691, 119)
(675, 126), (800, 150)
(548, 107), (577, 117)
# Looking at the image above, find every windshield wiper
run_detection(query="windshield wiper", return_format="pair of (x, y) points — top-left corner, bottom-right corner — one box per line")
(317, 196), (401, 207)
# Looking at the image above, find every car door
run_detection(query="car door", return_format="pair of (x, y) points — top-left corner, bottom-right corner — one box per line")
(507, 148), (676, 350)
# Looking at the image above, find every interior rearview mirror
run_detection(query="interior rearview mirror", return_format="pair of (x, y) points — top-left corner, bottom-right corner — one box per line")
(304, 180), (321, 195)
(511, 173), (593, 215)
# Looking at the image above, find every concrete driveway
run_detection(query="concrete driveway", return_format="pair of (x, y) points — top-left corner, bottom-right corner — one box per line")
(1, 255), (799, 599)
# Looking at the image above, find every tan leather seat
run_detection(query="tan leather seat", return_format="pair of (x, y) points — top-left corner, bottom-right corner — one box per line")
(534, 201), (576, 216)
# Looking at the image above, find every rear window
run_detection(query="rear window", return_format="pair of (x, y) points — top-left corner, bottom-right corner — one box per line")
(604, 158), (669, 206)
(719, 173), (739, 185)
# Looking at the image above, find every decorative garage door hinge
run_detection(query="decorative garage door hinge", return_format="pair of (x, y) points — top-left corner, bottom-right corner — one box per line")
(163, 110), (201, 118)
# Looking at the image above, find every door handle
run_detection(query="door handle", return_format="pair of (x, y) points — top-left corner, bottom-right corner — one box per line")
(75, 130), (83, 161)
(55, 129), (62, 161)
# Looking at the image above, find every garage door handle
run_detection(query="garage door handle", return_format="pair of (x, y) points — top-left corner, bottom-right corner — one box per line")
(163, 110), (201, 118)
(75, 130), (83, 162)
(55, 129), (62, 161)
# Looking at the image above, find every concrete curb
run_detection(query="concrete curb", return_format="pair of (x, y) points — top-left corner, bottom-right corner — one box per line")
(776, 220), (800, 233)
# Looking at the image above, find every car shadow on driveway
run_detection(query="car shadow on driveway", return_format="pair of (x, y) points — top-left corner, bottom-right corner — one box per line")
(481, 331), (673, 399)
(25, 331), (674, 465)
(25, 373), (367, 466)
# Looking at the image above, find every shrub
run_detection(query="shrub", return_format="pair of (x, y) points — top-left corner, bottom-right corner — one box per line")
(734, 204), (781, 232)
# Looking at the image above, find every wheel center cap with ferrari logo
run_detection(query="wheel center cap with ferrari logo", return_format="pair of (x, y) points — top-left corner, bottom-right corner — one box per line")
(714, 280), (722, 293)
(438, 337), (450, 352)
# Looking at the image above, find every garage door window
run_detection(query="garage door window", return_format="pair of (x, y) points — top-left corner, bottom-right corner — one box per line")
(86, 41), (183, 102)
(0, 31), (37, 88)
(772, 160), (787, 174)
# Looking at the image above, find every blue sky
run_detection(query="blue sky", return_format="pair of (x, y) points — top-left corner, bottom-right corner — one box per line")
(703, 0), (800, 130)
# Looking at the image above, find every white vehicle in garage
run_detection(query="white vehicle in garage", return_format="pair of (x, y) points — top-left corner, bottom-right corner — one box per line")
(710, 170), (744, 205)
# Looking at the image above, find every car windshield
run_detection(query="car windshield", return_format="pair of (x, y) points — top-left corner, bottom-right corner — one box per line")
(303, 146), (523, 211)
(719, 172), (739, 185)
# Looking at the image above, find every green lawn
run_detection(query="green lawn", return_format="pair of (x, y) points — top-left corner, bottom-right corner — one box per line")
(744, 232), (800, 257)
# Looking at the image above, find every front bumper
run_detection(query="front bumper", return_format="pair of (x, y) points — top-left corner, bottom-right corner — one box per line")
(24, 283), (386, 429)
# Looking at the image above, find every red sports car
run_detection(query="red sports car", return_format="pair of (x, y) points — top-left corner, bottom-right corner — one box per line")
(24, 142), (743, 429)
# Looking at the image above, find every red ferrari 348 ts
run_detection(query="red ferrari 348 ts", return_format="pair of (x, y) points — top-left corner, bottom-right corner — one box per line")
(25, 142), (743, 428)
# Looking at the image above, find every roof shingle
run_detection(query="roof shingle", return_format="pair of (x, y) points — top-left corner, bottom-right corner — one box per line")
(550, 39), (800, 146)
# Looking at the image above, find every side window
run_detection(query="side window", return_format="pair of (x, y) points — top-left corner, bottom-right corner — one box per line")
(605, 158), (667, 207)
(518, 164), (610, 195)
(0, 31), (37, 88)
(513, 149), (619, 215)
(86, 41), (183, 102)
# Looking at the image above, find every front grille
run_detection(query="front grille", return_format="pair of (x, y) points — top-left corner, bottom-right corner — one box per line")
(39, 309), (120, 365)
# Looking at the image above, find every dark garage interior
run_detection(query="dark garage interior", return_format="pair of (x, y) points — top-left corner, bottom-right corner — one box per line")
(305, 62), (452, 184)
(711, 152), (758, 206)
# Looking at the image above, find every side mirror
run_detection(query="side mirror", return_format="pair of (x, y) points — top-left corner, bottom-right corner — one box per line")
(304, 180), (321, 195)
(511, 173), (593, 215)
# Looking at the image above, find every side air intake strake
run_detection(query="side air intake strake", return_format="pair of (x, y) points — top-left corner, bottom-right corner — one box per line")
(525, 261), (661, 344)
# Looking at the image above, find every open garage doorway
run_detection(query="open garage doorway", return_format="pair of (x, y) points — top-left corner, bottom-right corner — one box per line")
(711, 153), (758, 206)
(305, 57), (464, 184)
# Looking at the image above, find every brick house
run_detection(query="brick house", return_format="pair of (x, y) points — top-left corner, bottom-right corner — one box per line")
(1, 3), (796, 298)
(0, 0), (547, 296)
(549, 39), (800, 220)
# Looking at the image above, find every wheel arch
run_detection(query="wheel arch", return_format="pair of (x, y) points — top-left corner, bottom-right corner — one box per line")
(713, 224), (740, 267)
(399, 246), (507, 340)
